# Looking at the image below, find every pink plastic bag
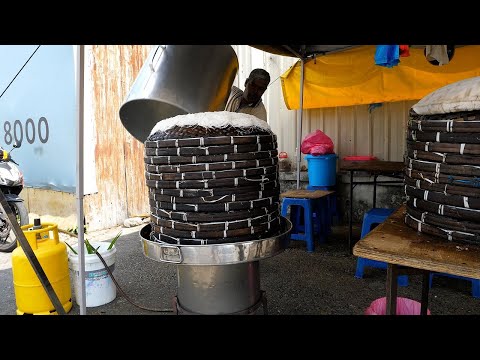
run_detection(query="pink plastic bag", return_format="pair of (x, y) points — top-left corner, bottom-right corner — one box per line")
(365, 297), (431, 315)
(301, 130), (334, 155)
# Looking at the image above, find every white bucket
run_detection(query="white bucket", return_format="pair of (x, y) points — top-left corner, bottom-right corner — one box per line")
(68, 242), (117, 307)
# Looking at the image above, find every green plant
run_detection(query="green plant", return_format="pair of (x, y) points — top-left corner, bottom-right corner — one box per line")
(67, 224), (88, 235)
(65, 231), (122, 255)
(107, 231), (122, 250)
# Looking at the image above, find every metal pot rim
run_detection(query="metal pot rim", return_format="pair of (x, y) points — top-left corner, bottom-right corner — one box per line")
(140, 217), (292, 265)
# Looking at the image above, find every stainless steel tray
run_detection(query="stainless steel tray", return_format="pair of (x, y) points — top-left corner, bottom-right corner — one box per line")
(140, 217), (292, 265)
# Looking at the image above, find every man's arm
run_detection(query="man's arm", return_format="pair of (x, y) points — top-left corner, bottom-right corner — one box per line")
(224, 86), (242, 112)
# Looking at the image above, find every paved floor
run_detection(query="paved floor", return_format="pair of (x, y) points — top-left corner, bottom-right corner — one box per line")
(1, 223), (479, 316)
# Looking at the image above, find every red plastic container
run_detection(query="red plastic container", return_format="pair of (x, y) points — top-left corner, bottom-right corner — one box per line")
(365, 297), (431, 315)
(343, 155), (377, 161)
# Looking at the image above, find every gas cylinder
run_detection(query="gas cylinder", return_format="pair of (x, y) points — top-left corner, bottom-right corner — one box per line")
(12, 220), (72, 315)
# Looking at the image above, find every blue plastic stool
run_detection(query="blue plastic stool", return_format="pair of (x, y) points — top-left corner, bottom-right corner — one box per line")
(360, 208), (396, 239)
(310, 196), (330, 238)
(355, 208), (409, 287)
(306, 185), (339, 227)
(281, 197), (325, 252)
(429, 273), (480, 299)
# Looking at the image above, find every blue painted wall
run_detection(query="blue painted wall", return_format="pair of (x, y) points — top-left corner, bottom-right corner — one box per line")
(0, 45), (76, 192)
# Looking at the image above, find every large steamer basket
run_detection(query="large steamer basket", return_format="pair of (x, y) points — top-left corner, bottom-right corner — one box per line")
(140, 217), (292, 315)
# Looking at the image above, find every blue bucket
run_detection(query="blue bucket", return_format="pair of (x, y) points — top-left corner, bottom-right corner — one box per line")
(305, 154), (337, 187)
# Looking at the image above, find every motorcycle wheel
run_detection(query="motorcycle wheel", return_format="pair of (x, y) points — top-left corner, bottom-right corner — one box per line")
(0, 201), (29, 253)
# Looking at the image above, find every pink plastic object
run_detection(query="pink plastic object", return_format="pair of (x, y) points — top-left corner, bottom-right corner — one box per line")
(301, 130), (334, 155)
(365, 297), (431, 315)
(343, 155), (377, 161)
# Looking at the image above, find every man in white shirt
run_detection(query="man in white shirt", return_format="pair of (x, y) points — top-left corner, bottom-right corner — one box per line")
(224, 68), (270, 121)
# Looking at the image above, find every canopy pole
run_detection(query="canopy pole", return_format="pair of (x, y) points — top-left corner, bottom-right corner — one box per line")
(75, 45), (86, 315)
(296, 58), (305, 189)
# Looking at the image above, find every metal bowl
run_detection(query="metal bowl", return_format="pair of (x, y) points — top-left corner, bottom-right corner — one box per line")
(140, 216), (292, 265)
(119, 45), (238, 142)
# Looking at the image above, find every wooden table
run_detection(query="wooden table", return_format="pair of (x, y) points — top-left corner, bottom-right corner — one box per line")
(339, 160), (405, 252)
(353, 205), (480, 315)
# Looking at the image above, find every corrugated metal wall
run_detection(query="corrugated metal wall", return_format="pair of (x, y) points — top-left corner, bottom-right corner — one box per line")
(301, 100), (418, 163)
(84, 45), (152, 231)
(232, 45), (419, 166)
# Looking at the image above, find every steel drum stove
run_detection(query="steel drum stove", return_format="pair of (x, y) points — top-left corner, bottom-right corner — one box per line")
(140, 217), (291, 315)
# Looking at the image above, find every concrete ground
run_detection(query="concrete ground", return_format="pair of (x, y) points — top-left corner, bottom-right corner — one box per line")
(1, 223), (480, 316)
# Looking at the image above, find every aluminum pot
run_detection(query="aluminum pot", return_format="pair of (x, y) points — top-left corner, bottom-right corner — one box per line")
(119, 45), (239, 142)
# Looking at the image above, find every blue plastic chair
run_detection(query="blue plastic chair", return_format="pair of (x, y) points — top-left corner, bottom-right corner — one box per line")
(281, 197), (326, 253)
(429, 273), (480, 299)
(355, 208), (409, 287)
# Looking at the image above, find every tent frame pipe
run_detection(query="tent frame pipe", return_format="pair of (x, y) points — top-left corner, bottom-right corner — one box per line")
(283, 45), (305, 189)
(296, 59), (304, 189)
(75, 45), (87, 315)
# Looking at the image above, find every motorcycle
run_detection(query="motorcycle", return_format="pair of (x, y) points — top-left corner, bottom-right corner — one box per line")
(0, 141), (29, 252)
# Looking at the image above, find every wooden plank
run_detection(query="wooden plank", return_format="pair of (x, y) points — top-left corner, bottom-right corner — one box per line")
(84, 45), (151, 231)
(280, 189), (334, 199)
(353, 205), (480, 279)
(120, 46), (151, 219)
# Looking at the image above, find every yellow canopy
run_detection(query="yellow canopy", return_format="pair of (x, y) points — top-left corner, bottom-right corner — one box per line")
(280, 45), (480, 110)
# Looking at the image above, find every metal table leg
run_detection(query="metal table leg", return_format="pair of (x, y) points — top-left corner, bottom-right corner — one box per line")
(386, 266), (430, 315)
(386, 264), (398, 315)
(421, 271), (430, 315)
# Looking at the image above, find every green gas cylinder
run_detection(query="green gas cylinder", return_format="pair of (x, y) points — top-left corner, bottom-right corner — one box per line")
(12, 220), (72, 315)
